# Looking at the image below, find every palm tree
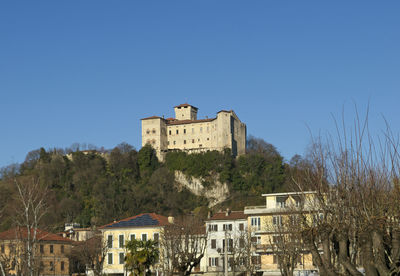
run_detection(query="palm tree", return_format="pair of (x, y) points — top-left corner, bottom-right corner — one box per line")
(125, 239), (159, 276)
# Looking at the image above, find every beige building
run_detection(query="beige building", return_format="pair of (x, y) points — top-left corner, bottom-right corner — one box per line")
(0, 227), (72, 276)
(141, 104), (246, 160)
(99, 213), (171, 276)
(244, 192), (319, 275)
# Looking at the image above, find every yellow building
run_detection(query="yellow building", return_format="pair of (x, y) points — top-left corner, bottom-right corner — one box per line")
(141, 104), (247, 161)
(0, 227), (72, 276)
(99, 213), (171, 276)
(244, 192), (319, 275)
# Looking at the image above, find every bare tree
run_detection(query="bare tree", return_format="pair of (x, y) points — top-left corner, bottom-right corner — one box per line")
(69, 233), (108, 276)
(160, 216), (207, 276)
(13, 176), (48, 276)
(290, 108), (400, 275)
(228, 229), (258, 276)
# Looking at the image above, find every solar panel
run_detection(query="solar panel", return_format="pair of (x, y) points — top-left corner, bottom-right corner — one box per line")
(106, 214), (159, 228)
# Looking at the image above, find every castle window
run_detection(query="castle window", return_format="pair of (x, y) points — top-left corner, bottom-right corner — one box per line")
(198, 139), (200, 142)
(192, 139), (195, 143)
(192, 128), (194, 134)
(146, 129), (150, 134)
(152, 139), (156, 145)
(173, 141), (176, 145)
(207, 138), (209, 141)
(169, 130), (171, 135)
(176, 130), (179, 134)
(152, 129), (156, 134)
(168, 141), (170, 145)
(184, 140), (186, 144)
(184, 129), (186, 134)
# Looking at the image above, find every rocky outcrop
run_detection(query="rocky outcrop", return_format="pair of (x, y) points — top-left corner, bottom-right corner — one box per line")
(174, 171), (229, 207)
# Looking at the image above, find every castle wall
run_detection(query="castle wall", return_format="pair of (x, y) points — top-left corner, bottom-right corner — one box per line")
(141, 105), (246, 161)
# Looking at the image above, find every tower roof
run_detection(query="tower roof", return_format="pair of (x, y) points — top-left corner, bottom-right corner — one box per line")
(174, 103), (198, 110)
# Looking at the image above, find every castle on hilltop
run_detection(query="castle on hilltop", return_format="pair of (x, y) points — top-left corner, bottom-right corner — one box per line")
(141, 104), (246, 160)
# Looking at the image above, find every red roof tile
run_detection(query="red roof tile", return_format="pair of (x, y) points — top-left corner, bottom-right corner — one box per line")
(174, 103), (198, 110)
(167, 118), (215, 125)
(141, 116), (163, 120)
(207, 211), (248, 221)
(0, 227), (72, 243)
(99, 213), (170, 229)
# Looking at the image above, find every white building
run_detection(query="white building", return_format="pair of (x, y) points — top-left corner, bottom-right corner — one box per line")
(205, 210), (250, 276)
(141, 104), (247, 161)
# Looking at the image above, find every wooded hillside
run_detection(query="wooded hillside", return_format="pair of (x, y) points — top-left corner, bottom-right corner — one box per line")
(0, 137), (301, 232)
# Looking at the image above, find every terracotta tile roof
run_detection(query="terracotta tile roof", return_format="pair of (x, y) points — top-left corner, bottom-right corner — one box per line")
(166, 118), (215, 125)
(207, 211), (248, 221)
(141, 116), (163, 120)
(174, 103), (198, 110)
(0, 227), (72, 243)
(100, 213), (170, 229)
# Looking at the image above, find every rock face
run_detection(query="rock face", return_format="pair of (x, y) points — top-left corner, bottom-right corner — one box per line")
(174, 171), (229, 207)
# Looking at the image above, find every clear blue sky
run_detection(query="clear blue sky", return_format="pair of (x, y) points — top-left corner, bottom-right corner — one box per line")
(1, 1), (399, 168)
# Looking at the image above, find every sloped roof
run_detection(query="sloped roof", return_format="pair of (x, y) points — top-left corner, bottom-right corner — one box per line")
(174, 103), (198, 110)
(166, 118), (215, 125)
(207, 211), (248, 221)
(0, 227), (72, 243)
(100, 213), (169, 229)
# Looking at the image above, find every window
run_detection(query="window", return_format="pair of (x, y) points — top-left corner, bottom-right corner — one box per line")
(108, 253), (113, 264)
(273, 215), (283, 226)
(142, 234), (147, 241)
(192, 139), (195, 143)
(169, 130), (171, 135)
(223, 224), (232, 231)
(61, 261), (65, 271)
(239, 223), (244, 231)
(0, 245), (4, 253)
(119, 252), (124, 264)
(200, 127), (203, 133)
(208, 224), (218, 231)
(146, 129), (150, 134)
(192, 128), (194, 134)
(49, 261), (54, 271)
(207, 137), (209, 140)
(209, 257), (219, 267)
(251, 236), (261, 245)
(39, 245), (44, 253)
(152, 129), (156, 134)
(50, 245), (53, 254)
(211, 239), (216, 249)
(119, 235), (124, 248)
(130, 234), (136, 241)
(239, 238), (245, 248)
(107, 235), (113, 248)
(251, 217), (261, 230)
(223, 239), (233, 252)
(273, 255), (278, 264)
(153, 233), (159, 242)
(173, 141), (176, 145)
(251, 256), (261, 265)
(61, 245), (64, 254)
(176, 130), (179, 134)
(276, 196), (287, 208)
(184, 129), (186, 134)
(184, 140), (186, 144)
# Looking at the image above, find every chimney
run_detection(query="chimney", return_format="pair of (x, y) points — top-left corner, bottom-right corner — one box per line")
(168, 216), (174, 224)
(225, 208), (231, 216)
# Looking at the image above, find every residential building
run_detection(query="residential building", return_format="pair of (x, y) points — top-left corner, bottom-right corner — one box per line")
(205, 210), (251, 275)
(244, 192), (319, 276)
(0, 227), (73, 276)
(99, 213), (170, 276)
(59, 223), (95, 242)
(141, 104), (246, 161)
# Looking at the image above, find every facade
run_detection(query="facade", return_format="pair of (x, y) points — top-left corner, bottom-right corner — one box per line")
(99, 213), (171, 276)
(205, 210), (251, 275)
(244, 192), (319, 276)
(0, 227), (72, 276)
(59, 223), (95, 242)
(141, 104), (247, 160)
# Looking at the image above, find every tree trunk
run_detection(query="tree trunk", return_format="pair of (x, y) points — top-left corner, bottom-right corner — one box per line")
(359, 231), (378, 276)
(371, 229), (390, 275)
(337, 235), (362, 276)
